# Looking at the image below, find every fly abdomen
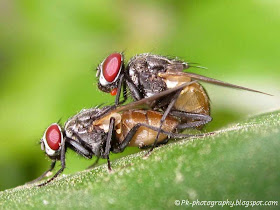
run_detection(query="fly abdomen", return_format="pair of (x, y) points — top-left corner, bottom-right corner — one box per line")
(174, 82), (210, 115)
(117, 110), (179, 147)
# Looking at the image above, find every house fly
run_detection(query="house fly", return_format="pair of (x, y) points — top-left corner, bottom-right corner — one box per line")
(30, 83), (206, 186)
(96, 53), (271, 151)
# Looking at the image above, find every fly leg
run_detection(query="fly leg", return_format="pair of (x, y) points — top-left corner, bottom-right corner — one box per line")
(115, 74), (127, 105)
(67, 138), (96, 169)
(147, 89), (182, 155)
(170, 111), (212, 129)
(148, 81), (197, 155)
(125, 77), (143, 100)
(67, 138), (93, 158)
(101, 117), (116, 171)
(87, 157), (100, 169)
(36, 137), (93, 186)
(112, 123), (197, 154)
(38, 138), (66, 187)
(26, 161), (56, 185)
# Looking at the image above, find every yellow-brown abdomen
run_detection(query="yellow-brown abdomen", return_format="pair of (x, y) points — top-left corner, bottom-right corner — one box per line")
(174, 82), (210, 115)
(116, 110), (179, 147)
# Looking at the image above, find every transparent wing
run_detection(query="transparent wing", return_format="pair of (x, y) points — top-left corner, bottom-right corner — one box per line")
(159, 71), (271, 96)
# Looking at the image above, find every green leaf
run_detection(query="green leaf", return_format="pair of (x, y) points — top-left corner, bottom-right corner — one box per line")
(1, 111), (279, 209)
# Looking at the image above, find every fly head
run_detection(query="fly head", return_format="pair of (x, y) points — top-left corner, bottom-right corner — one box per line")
(97, 52), (124, 96)
(41, 123), (64, 160)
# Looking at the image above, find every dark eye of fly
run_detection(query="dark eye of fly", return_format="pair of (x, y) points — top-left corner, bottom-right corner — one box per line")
(102, 53), (122, 82)
(45, 124), (61, 150)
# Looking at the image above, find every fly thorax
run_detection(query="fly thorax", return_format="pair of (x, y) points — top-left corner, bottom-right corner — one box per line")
(77, 127), (105, 157)
(139, 72), (167, 96)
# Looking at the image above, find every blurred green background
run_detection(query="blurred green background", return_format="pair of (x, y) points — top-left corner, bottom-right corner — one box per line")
(0, 0), (279, 191)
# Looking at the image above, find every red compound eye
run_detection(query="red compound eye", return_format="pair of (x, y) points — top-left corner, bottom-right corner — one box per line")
(45, 124), (61, 150)
(102, 53), (122, 82)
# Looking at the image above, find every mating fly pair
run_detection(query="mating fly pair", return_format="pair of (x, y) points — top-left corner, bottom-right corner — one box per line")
(30, 83), (200, 186)
(31, 53), (269, 186)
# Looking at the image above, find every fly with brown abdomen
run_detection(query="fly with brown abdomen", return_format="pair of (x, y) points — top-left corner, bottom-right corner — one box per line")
(30, 83), (206, 186)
